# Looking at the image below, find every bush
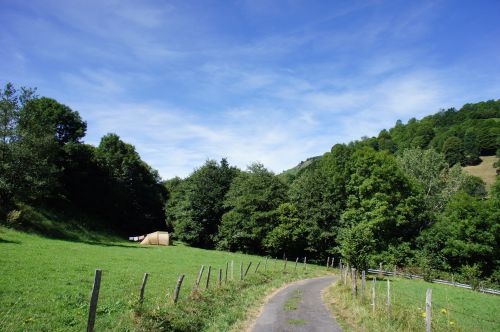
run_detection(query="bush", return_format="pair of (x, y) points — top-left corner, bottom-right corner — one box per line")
(415, 253), (436, 281)
(5, 209), (23, 227)
(461, 264), (482, 290)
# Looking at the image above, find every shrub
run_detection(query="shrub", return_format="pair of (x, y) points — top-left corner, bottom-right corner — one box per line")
(461, 264), (482, 290)
(6, 209), (23, 227)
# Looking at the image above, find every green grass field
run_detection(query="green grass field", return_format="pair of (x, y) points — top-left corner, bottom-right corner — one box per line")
(325, 274), (500, 332)
(0, 227), (326, 331)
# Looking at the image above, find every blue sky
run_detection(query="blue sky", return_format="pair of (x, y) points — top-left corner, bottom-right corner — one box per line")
(1, 0), (499, 179)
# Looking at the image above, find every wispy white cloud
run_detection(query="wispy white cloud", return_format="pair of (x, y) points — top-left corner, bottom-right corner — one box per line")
(68, 65), (467, 179)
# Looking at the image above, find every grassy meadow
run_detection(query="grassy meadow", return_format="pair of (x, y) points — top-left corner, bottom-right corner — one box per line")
(463, 155), (499, 192)
(325, 274), (500, 332)
(0, 227), (327, 331)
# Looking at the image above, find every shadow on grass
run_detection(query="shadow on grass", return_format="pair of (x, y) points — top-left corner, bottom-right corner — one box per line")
(0, 237), (21, 244)
(76, 240), (151, 249)
(5, 203), (175, 249)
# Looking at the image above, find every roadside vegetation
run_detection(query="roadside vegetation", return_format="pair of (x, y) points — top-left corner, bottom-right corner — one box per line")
(324, 275), (500, 332)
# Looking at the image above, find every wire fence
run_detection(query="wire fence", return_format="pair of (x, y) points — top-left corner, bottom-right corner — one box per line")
(338, 265), (500, 331)
(367, 268), (500, 295)
(85, 255), (316, 332)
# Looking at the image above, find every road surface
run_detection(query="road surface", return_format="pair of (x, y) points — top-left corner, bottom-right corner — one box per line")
(251, 276), (343, 332)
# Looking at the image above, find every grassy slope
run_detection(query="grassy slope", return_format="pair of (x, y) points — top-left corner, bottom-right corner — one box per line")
(325, 275), (500, 332)
(0, 227), (326, 331)
(280, 156), (320, 177)
(463, 155), (498, 192)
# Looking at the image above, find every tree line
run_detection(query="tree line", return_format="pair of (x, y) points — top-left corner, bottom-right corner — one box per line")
(166, 100), (500, 286)
(1, 82), (498, 285)
(0, 83), (166, 234)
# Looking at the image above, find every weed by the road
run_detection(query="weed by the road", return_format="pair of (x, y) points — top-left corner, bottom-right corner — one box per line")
(283, 290), (303, 311)
(287, 318), (307, 325)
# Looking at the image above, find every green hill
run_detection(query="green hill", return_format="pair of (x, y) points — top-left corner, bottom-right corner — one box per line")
(0, 227), (326, 331)
(281, 100), (500, 180)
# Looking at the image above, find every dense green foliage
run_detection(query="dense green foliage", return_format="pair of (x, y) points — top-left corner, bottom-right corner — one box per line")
(384, 100), (500, 163)
(166, 99), (500, 285)
(217, 163), (288, 253)
(0, 83), (166, 234)
(165, 159), (240, 248)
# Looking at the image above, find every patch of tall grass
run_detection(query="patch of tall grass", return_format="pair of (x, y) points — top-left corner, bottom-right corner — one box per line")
(324, 274), (500, 332)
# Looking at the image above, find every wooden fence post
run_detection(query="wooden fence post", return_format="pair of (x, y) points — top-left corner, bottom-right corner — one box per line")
(225, 261), (228, 284)
(387, 279), (391, 315)
(173, 274), (185, 304)
(361, 271), (366, 302)
(255, 261), (261, 273)
(86, 269), (102, 332)
(345, 264), (349, 286)
(304, 257), (307, 271)
(218, 268), (222, 287)
(195, 265), (205, 289)
(240, 262), (243, 280)
(283, 258), (287, 271)
(331, 257), (335, 269)
(372, 277), (376, 315)
(265, 257), (268, 271)
(351, 268), (357, 297)
(294, 257), (299, 272)
(346, 266), (349, 286)
(206, 266), (211, 289)
(327, 257), (330, 269)
(426, 289), (432, 332)
(244, 262), (252, 277)
(379, 262), (383, 278)
(139, 273), (149, 304)
(339, 265), (343, 283)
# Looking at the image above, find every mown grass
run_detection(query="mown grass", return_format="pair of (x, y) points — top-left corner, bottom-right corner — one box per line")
(463, 155), (498, 192)
(0, 227), (326, 331)
(324, 274), (500, 332)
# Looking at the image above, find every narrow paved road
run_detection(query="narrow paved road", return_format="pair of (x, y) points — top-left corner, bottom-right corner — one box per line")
(251, 276), (342, 332)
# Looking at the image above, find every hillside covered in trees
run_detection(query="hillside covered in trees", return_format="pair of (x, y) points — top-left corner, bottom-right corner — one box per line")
(1, 82), (499, 286)
(166, 99), (500, 286)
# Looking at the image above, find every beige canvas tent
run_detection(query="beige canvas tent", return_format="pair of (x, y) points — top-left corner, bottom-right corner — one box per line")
(140, 231), (170, 246)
